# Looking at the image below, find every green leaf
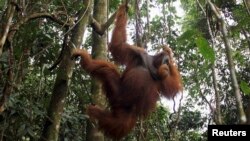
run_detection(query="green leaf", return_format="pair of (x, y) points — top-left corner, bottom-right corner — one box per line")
(240, 81), (250, 95)
(195, 37), (215, 64)
(179, 29), (196, 41)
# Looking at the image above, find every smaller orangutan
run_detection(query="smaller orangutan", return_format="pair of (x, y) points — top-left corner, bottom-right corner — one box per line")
(72, 4), (182, 140)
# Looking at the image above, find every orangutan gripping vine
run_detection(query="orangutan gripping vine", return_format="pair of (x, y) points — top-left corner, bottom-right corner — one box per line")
(72, 4), (182, 140)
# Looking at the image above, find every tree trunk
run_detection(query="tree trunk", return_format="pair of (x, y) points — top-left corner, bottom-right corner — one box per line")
(0, 0), (16, 57)
(0, 0), (16, 110)
(207, 0), (247, 124)
(86, 0), (107, 141)
(0, 41), (14, 112)
(247, 98), (250, 124)
(212, 65), (223, 124)
(197, 0), (224, 124)
(134, 0), (144, 47)
(40, 0), (92, 140)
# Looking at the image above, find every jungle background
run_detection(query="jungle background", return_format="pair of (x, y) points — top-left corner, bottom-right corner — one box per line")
(0, 0), (250, 141)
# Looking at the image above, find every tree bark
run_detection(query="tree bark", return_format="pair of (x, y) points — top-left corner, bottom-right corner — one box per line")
(134, 0), (144, 47)
(0, 41), (14, 112)
(247, 98), (250, 124)
(40, 0), (92, 140)
(86, 0), (107, 141)
(0, 0), (16, 57)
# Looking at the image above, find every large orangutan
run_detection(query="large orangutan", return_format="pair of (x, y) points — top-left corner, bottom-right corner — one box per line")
(72, 4), (182, 140)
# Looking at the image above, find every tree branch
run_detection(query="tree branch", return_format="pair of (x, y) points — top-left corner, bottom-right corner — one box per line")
(90, 11), (117, 36)
(7, 12), (72, 43)
(11, 12), (71, 32)
(243, 0), (250, 16)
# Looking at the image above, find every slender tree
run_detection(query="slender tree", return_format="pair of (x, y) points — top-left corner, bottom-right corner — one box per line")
(40, 0), (93, 140)
(86, 0), (108, 141)
(206, 0), (247, 124)
(196, 0), (223, 124)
